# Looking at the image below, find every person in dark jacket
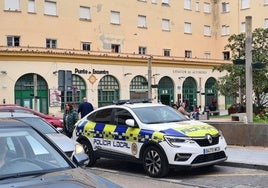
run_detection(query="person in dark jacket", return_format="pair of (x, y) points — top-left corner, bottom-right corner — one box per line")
(63, 103), (78, 138)
(78, 97), (94, 118)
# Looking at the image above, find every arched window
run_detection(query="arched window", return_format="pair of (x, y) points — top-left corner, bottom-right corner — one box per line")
(130, 75), (148, 99)
(98, 75), (120, 107)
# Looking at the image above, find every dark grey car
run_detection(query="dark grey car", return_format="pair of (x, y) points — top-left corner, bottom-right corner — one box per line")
(0, 118), (121, 188)
(0, 112), (83, 158)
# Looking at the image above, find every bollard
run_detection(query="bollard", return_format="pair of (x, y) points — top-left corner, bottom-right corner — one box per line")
(204, 105), (210, 120)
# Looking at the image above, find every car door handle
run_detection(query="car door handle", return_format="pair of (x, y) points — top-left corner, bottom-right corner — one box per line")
(111, 132), (118, 136)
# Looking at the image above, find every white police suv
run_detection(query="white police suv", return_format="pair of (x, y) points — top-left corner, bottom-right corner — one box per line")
(73, 99), (227, 178)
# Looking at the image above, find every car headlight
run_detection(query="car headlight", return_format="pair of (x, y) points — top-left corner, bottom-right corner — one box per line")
(164, 136), (193, 147)
(74, 143), (85, 154)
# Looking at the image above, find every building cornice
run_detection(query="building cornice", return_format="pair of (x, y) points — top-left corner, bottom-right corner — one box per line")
(0, 46), (231, 69)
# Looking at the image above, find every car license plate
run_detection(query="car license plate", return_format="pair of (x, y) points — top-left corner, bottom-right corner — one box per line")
(203, 146), (220, 154)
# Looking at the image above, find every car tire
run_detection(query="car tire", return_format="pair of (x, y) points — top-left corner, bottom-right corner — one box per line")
(142, 146), (169, 178)
(79, 139), (96, 167)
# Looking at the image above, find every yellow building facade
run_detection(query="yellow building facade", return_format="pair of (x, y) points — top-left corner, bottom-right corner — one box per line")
(0, 0), (267, 116)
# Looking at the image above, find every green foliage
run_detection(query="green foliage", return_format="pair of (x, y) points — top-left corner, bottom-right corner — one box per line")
(213, 28), (268, 111)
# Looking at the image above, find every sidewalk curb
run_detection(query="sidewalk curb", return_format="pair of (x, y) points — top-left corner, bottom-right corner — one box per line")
(220, 161), (268, 171)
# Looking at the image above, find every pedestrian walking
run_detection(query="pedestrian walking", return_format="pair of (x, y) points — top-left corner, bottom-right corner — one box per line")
(63, 103), (78, 138)
(78, 97), (94, 118)
(178, 102), (191, 118)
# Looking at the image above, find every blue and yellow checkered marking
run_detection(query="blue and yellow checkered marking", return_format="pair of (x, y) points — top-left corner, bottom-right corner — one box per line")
(75, 120), (218, 143)
(76, 120), (165, 143)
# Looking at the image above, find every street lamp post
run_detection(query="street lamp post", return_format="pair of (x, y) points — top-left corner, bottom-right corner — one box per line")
(245, 16), (253, 123)
(148, 55), (152, 99)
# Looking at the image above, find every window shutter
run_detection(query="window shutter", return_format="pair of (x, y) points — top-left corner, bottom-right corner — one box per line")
(45, 1), (57, 16)
(5, 0), (19, 11)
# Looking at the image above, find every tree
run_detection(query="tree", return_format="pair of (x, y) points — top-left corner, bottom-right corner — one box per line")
(213, 28), (268, 114)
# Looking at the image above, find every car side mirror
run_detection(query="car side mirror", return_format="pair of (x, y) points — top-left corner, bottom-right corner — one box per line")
(57, 127), (63, 133)
(125, 119), (136, 127)
(72, 153), (89, 167)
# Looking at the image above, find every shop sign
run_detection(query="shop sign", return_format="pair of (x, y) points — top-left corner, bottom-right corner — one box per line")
(74, 68), (109, 75)
(173, 69), (207, 74)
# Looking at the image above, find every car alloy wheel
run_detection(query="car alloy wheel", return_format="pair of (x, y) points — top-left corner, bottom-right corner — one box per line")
(143, 146), (168, 178)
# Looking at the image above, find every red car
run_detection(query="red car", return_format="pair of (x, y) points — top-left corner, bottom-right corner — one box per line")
(0, 104), (63, 128)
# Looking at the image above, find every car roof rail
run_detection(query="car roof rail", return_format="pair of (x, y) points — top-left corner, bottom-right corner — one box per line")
(113, 98), (152, 105)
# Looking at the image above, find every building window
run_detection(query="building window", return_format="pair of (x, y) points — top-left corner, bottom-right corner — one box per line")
(184, 22), (192, 34)
(4, 0), (20, 11)
(204, 52), (211, 59)
(163, 49), (170, 56)
(204, 25), (211, 36)
(204, 2), (211, 13)
(241, 22), (246, 33)
(265, 0), (268, 5)
(185, 50), (192, 58)
(241, 0), (250, 9)
(184, 0), (191, 10)
(162, 0), (170, 6)
(44, 1), (57, 16)
(28, 0), (35, 13)
(151, 0), (157, 4)
(111, 44), (120, 53)
(80, 6), (90, 20)
(162, 19), (170, 31)
(195, 1), (200, 11)
(82, 42), (91, 51)
(139, 46), (147, 54)
(138, 15), (147, 28)
(138, 0), (147, 2)
(223, 51), (230, 60)
(265, 18), (268, 29)
(221, 25), (230, 36)
(110, 11), (120, 25)
(7, 36), (20, 46)
(222, 2), (230, 13)
(46, 39), (57, 48)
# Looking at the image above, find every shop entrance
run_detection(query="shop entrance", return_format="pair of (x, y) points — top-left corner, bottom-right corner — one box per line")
(205, 77), (218, 111)
(182, 77), (197, 112)
(15, 73), (48, 114)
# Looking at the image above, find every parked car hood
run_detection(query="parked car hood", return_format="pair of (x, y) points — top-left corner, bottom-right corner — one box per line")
(0, 168), (120, 188)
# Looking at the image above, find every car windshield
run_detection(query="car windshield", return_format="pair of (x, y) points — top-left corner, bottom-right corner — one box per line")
(132, 105), (187, 124)
(0, 127), (71, 179)
(15, 117), (57, 134)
